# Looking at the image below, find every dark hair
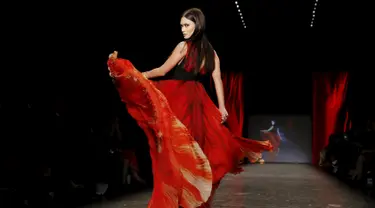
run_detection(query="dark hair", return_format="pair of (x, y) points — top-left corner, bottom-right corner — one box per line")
(182, 8), (215, 74)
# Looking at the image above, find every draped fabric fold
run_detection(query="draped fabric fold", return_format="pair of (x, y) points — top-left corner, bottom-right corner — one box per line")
(222, 72), (245, 136)
(210, 71), (245, 136)
(210, 71), (265, 163)
(154, 66), (272, 208)
(108, 58), (213, 208)
(312, 72), (349, 165)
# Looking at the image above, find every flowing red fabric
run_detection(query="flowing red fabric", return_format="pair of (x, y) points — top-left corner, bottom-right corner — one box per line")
(221, 72), (245, 136)
(108, 58), (213, 208)
(312, 72), (349, 165)
(218, 72), (267, 163)
(261, 132), (281, 150)
(153, 79), (272, 181)
(153, 73), (272, 207)
(260, 131), (281, 161)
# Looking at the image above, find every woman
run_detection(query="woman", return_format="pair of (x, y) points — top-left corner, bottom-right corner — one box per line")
(141, 8), (273, 207)
(107, 52), (213, 208)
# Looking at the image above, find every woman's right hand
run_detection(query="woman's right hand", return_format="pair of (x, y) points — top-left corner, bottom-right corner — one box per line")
(108, 51), (118, 77)
(219, 106), (228, 123)
(109, 51), (118, 60)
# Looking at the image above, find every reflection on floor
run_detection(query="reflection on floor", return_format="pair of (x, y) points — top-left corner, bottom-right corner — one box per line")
(84, 164), (375, 208)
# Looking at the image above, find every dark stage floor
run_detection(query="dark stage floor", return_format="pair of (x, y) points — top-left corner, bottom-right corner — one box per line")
(83, 164), (374, 208)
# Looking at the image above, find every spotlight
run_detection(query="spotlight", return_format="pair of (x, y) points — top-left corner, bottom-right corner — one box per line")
(234, 1), (246, 29)
(310, 0), (319, 27)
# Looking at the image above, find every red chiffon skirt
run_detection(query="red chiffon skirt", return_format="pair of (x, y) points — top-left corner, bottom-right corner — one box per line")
(108, 59), (213, 208)
(153, 80), (273, 184)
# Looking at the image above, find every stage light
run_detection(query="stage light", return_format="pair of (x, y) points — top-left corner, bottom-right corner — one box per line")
(310, 0), (319, 27)
(235, 1), (246, 29)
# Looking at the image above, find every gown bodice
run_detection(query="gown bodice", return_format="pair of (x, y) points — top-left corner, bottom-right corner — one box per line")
(158, 59), (208, 82)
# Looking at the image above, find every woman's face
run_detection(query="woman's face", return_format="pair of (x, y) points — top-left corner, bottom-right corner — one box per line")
(180, 17), (195, 39)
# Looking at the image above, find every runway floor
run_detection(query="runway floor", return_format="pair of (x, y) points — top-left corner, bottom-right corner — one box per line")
(84, 164), (375, 208)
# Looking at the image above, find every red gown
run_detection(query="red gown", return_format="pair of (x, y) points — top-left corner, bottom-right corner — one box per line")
(153, 60), (273, 207)
(108, 58), (213, 208)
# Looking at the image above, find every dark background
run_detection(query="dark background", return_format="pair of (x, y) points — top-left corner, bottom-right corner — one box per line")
(14, 0), (369, 117)
(54, 0), (316, 119)
(1, 0), (373, 207)
(8, 0), (371, 164)
(3, 0), (371, 167)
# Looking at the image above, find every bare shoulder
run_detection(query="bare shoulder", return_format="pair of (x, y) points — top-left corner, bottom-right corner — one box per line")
(176, 41), (188, 53)
(214, 50), (220, 62)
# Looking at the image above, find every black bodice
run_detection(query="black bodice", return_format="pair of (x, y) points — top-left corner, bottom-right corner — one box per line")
(159, 59), (206, 81)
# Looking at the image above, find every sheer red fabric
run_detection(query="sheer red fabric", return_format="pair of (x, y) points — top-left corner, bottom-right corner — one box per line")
(153, 77), (273, 207)
(221, 72), (244, 136)
(260, 131), (281, 161)
(211, 72), (260, 163)
(261, 132), (281, 151)
(108, 58), (213, 208)
(153, 79), (272, 181)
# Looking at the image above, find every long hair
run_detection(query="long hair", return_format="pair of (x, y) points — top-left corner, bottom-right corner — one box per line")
(182, 8), (215, 74)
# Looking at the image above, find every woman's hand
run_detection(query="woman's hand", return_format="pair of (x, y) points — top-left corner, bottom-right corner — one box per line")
(108, 66), (114, 78)
(219, 106), (228, 123)
(109, 51), (118, 60)
(141, 72), (148, 79)
(108, 51), (118, 77)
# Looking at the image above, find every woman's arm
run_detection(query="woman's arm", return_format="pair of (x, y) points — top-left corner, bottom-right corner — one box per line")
(143, 42), (187, 79)
(212, 52), (225, 109)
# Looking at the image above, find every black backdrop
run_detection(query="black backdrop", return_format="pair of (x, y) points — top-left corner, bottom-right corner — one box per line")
(2, 0), (371, 191)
